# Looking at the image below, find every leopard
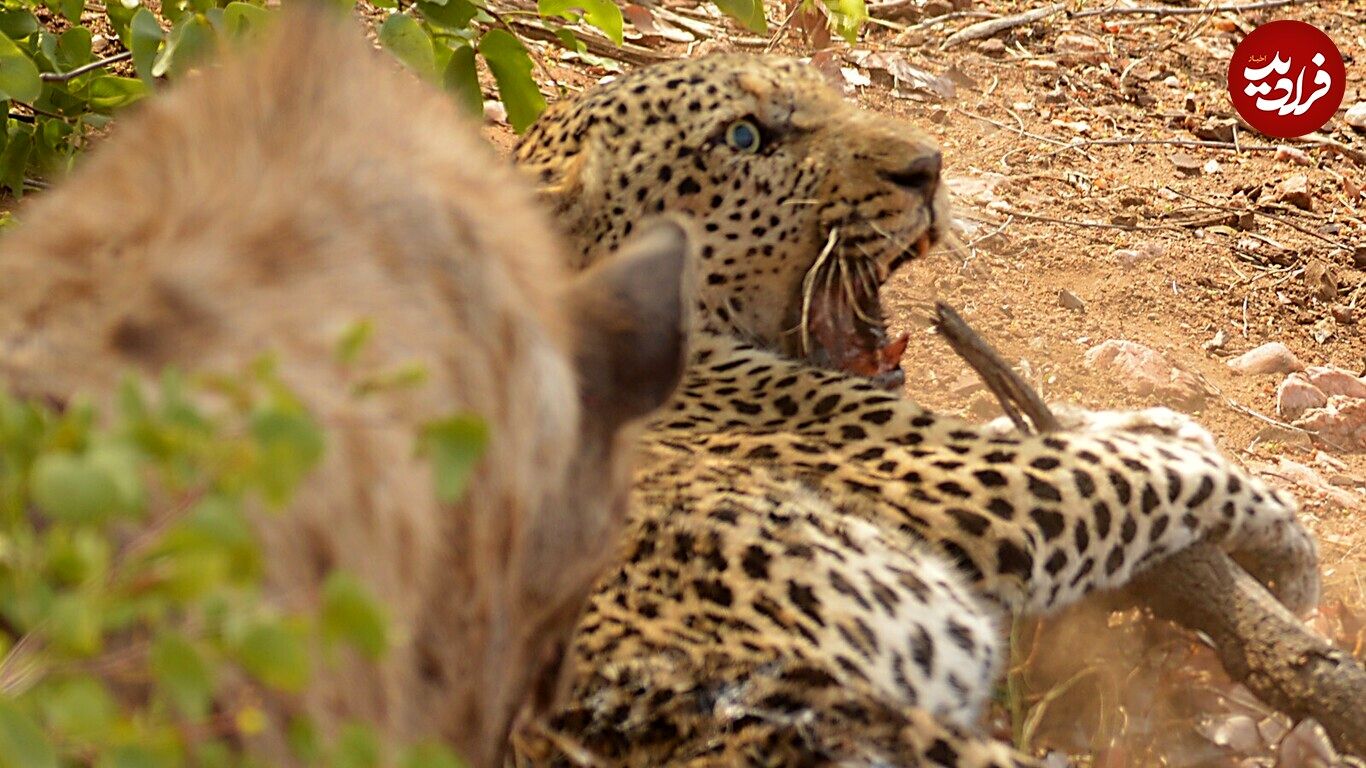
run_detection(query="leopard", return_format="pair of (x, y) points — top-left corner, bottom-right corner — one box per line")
(511, 55), (1321, 766)
(0, 12), (688, 768)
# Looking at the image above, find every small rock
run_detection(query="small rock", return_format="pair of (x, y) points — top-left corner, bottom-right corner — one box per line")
(1226, 342), (1303, 376)
(1347, 101), (1366, 132)
(482, 99), (508, 125)
(1305, 366), (1366, 399)
(1294, 396), (1366, 452)
(1352, 246), (1366, 270)
(1170, 152), (1203, 175)
(1277, 373), (1327, 420)
(1058, 289), (1086, 312)
(1302, 260), (1338, 301)
(1203, 330), (1227, 351)
(1274, 144), (1312, 165)
(1279, 718), (1339, 768)
(1083, 339), (1207, 407)
(978, 38), (1007, 57)
(1203, 158), (1221, 174)
(1053, 33), (1107, 63)
(1330, 305), (1356, 325)
(1273, 174), (1313, 211)
(1196, 714), (1262, 754)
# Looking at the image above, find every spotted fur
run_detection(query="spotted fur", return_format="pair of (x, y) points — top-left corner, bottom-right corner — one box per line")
(512, 56), (1319, 767)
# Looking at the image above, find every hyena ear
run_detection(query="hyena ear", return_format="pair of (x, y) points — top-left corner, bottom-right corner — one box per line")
(564, 216), (692, 433)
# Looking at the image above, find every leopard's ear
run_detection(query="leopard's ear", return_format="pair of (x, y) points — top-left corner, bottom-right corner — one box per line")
(564, 216), (692, 432)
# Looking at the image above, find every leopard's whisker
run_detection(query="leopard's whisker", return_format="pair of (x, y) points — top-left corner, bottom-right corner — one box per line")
(799, 227), (839, 358)
(839, 256), (878, 325)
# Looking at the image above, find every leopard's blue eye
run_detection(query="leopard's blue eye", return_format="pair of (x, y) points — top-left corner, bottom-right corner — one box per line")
(725, 120), (761, 153)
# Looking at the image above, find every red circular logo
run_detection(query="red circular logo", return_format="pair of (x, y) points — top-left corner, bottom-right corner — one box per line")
(1227, 20), (1345, 139)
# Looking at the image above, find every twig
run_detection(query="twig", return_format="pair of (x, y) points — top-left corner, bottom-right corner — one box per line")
(1072, 0), (1307, 18)
(932, 303), (1059, 433)
(1039, 137), (1281, 160)
(1162, 186), (1354, 253)
(954, 108), (1098, 162)
(39, 50), (132, 83)
(503, 17), (672, 65)
(1298, 134), (1366, 167)
(941, 3), (1064, 49)
(988, 205), (1178, 232)
(896, 9), (998, 30)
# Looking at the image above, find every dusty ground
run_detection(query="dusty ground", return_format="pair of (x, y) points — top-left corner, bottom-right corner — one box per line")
(5, 0), (1363, 764)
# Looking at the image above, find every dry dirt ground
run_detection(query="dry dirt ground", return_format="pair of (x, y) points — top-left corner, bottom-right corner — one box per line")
(483, 1), (1364, 764)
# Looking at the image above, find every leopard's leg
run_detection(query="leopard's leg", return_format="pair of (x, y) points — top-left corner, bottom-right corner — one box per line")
(981, 406), (1321, 615)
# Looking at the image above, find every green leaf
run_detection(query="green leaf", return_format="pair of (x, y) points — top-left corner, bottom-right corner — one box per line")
(417, 414), (487, 503)
(31, 452), (122, 523)
(152, 632), (215, 719)
(712, 0), (767, 33)
(0, 10), (40, 39)
(822, 0), (865, 43)
(47, 0), (85, 23)
(0, 33), (42, 103)
(105, 0), (139, 48)
(41, 674), (117, 742)
(237, 621), (310, 692)
(250, 406), (324, 505)
(89, 75), (149, 110)
(95, 745), (170, 768)
(56, 25), (93, 71)
(379, 13), (436, 81)
(442, 44), (482, 117)
(86, 443), (144, 514)
(335, 724), (380, 768)
(49, 591), (102, 655)
(129, 8), (163, 84)
(477, 29), (545, 133)
(222, 2), (269, 40)
(152, 13), (216, 78)
(0, 699), (57, 768)
(321, 573), (389, 659)
(401, 744), (466, 768)
(538, 0), (623, 45)
(334, 318), (374, 365)
(418, 0), (477, 30)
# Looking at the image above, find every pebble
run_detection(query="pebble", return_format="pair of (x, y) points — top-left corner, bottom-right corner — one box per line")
(1083, 339), (1206, 407)
(1305, 366), (1366, 399)
(1277, 373), (1327, 420)
(1273, 174), (1313, 211)
(1226, 342), (1303, 375)
(1058, 289), (1086, 312)
(1347, 101), (1366, 132)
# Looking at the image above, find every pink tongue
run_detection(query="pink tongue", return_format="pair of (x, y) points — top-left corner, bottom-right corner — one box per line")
(808, 285), (908, 378)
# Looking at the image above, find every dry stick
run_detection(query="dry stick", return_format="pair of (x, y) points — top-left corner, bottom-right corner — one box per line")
(931, 302), (1366, 760)
(498, 13), (673, 65)
(38, 50), (131, 83)
(940, 3), (1064, 49)
(1163, 186), (1354, 253)
(1038, 137), (1282, 160)
(1072, 0), (1307, 18)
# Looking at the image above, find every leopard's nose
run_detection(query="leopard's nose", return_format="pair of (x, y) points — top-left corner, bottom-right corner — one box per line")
(880, 150), (942, 197)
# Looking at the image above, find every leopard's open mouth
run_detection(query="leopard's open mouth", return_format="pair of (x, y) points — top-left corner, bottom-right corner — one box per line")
(789, 230), (934, 391)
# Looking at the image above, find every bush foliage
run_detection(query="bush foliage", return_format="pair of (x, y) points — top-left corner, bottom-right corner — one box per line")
(0, 0), (868, 195)
(0, 355), (481, 766)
